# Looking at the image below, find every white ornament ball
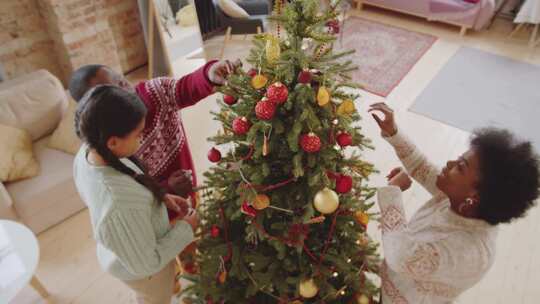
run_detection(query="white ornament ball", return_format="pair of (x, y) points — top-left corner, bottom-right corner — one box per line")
(313, 188), (339, 214)
(299, 278), (318, 298)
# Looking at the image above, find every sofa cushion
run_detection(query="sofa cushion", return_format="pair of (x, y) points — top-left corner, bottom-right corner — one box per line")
(6, 137), (86, 234)
(0, 124), (40, 182)
(233, 0), (271, 15)
(218, 0), (250, 18)
(48, 96), (81, 155)
(0, 70), (68, 141)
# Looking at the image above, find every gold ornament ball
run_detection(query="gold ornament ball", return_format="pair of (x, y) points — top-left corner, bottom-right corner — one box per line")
(317, 86), (330, 106)
(313, 188), (339, 214)
(355, 211), (369, 226)
(337, 99), (356, 116)
(218, 270), (227, 284)
(252, 74), (268, 89)
(253, 194), (270, 210)
(355, 294), (370, 304)
(298, 278), (319, 298)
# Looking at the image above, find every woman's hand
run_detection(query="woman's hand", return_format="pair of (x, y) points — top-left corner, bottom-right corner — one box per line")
(164, 194), (190, 219)
(207, 59), (242, 85)
(182, 211), (199, 232)
(386, 167), (404, 181)
(167, 170), (193, 197)
(387, 167), (412, 192)
(368, 102), (398, 137)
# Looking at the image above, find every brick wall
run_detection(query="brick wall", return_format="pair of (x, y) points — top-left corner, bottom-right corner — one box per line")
(0, 0), (63, 81)
(104, 0), (147, 72)
(0, 0), (147, 84)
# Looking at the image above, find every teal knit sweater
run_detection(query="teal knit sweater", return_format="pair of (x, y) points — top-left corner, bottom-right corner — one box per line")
(73, 147), (194, 281)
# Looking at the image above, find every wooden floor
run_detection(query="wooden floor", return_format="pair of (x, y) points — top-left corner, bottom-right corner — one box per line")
(13, 6), (540, 304)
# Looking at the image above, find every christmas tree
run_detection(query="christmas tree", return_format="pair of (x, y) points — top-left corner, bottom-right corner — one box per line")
(183, 1), (380, 303)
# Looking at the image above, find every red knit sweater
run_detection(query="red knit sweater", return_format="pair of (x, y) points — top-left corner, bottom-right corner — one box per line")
(134, 61), (217, 204)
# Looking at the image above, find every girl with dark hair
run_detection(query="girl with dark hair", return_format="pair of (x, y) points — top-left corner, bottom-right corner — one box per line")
(73, 85), (197, 304)
(369, 103), (539, 304)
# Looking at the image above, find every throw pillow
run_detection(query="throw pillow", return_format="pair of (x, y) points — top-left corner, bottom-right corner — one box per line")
(176, 4), (198, 26)
(48, 97), (81, 155)
(218, 0), (249, 18)
(0, 124), (40, 182)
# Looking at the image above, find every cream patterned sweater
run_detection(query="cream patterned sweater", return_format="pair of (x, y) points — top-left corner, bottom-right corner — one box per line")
(378, 131), (498, 304)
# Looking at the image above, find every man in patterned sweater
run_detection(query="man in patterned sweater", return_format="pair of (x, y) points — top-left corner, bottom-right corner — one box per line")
(69, 60), (238, 218)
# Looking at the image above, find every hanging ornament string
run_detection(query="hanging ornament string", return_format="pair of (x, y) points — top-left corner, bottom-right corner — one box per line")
(340, 9), (347, 46)
(251, 220), (319, 262)
(314, 209), (341, 276)
(320, 210), (340, 263)
(274, 0), (284, 39)
(261, 177), (294, 192)
(240, 144), (254, 161)
(240, 176), (295, 192)
(219, 207), (233, 262)
(250, 216), (326, 263)
(244, 263), (285, 302)
(231, 144), (255, 191)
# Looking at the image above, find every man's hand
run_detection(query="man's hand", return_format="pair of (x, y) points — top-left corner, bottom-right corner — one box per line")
(168, 170), (193, 197)
(387, 167), (412, 192)
(368, 102), (398, 137)
(164, 194), (190, 218)
(207, 59), (242, 85)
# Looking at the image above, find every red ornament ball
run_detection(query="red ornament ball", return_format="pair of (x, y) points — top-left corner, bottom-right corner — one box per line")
(266, 82), (288, 104)
(297, 69), (312, 84)
(241, 201), (258, 217)
(223, 94), (237, 105)
(326, 19), (340, 34)
(247, 68), (258, 78)
(210, 225), (220, 238)
(232, 117), (251, 135)
(335, 174), (353, 194)
(207, 147), (222, 163)
(300, 132), (322, 153)
(337, 132), (353, 147)
(255, 100), (276, 121)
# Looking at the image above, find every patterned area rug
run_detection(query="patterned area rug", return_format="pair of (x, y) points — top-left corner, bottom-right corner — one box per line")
(340, 17), (437, 97)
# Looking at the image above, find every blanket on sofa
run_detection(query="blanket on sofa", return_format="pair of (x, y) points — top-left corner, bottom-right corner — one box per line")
(429, 0), (495, 28)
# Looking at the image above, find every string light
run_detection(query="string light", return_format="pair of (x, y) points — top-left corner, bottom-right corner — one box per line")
(347, 258), (352, 263)
(336, 286), (347, 297)
(333, 272), (339, 277)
